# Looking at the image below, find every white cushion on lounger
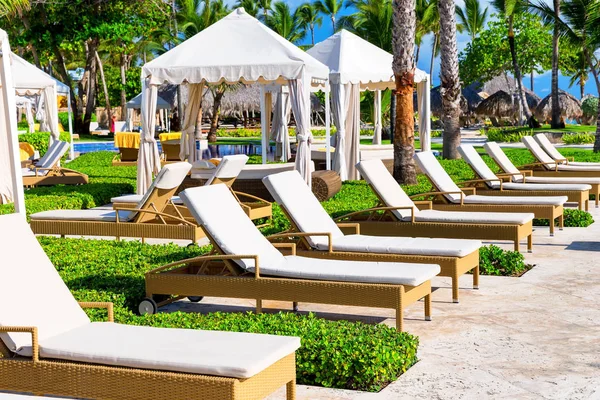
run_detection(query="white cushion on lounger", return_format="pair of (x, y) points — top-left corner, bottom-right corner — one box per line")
(0, 214), (90, 355)
(534, 134), (600, 166)
(457, 144), (502, 188)
(522, 136), (558, 169)
(524, 176), (600, 184)
(111, 194), (184, 205)
(37, 322), (300, 379)
(206, 154), (249, 185)
(501, 182), (591, 191)
(29, 209), (134, 222)
(263, 171), (345, 248)
(328, 235), (481, 258)
(462, 195), (567, 205)
(414, 151), (463, 202)
(22, 168), (48, 177)
(277, 256), (439, 286)
(180, 184), (440, 284)
(483, 142), (526, 182)
(415, 209), (534, 224)
(556, 164), (600, 171)
(357, 159), (417, 220)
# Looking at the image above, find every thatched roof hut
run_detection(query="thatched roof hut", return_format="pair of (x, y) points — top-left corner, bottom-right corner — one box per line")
(474, 89), (541, 118)
(534, 90), (583, 122)
(428, 86), (483, 117)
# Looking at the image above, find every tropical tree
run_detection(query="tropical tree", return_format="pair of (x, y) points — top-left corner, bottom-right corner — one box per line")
(314, 0), (344, 33)
(177, 0), (229, 39)
(298, 2), (322, 45)
(456, 0), (488, 41)
(235, 0), (260, 17)
(492, 0), (539, 127)
(0, 0), (29, 18)
(391, 0), (417, 184)
(418, 0), (440, 77)
(265, 2), (306, 43)
(338, 0), (393, 51)
(415, 0), (435, 62)
(438, 0), (461, 158)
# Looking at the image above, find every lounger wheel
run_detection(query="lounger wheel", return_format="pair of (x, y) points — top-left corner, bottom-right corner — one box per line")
(188, 296), (203, 303)
(139, 298), (158, 315)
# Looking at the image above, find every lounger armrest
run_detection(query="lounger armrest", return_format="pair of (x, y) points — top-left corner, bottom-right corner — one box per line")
(519, 170), (533, 176)
(272, 242), (297, 256)
(334, 206), (415, 223)
(413, 200), (433, 209)
(336, 222), (360, 234)
(460, 187), (476, 196)
(556, 157), (570, 164)
(0, 326), (38, 361)
(231, 190), (271, 204)
(152, 254), (262, 277)
(519, 161), (558, 171)
(267, 232), (333, 252)
(112, 207), (196, 226)
(458, 178), (503, 188)
(78, 302), (114, 322)
(497, 171), (531, 179)
(410, 190), (466, 204)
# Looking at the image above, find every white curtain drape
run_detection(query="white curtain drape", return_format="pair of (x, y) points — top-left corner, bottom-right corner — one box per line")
(330, 83), (348, 181)
(137, 79), (161, 194)
(270, 90), (291, 162)
(345, 84), (361, 180)
(26, 101), (34, 133)
(417, 77), (431, 152)
(36, 93), (48, 132)
(0, 31), (25, 213)
(288, 78), (312, 185)
(125, 108), (133, 132)
(180, 83), (203, 162)
(44, 85), (60, 145)
(372, 89), (382, 145)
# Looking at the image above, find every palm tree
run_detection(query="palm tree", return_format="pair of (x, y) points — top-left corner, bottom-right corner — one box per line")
(298, 3), (322, 45)
(415, 0), (434, 62)
(438, 0), (461, 158)
(391, 0), (417, 184)
(338, 0), (393, 51)
(314, 0), (344, 33)
(235, 0), (260, 17)
(264, 2), (306, 43)
(492, 0), (539, 127)
(532, 0), (600, 150)
(456, 0), (488, 41)
(177, 0), (230, 39)
(0, 0), (29, 18)
(567, 52), (588, 100)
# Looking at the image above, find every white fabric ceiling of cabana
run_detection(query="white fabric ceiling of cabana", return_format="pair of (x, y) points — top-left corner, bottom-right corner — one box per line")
(0, 29), (26, 213)
(307, 30), (431, 180)
(138, 7), (330, 193)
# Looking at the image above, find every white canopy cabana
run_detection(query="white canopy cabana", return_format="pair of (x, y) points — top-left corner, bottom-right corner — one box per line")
(0, 30), (25, 214)
(11, 54), (74, 159)
(308, 30), (431, 180)
(140, 7), (329, 193)
(125, 93), (171, 132)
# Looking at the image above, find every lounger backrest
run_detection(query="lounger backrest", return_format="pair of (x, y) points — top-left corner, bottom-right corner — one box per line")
(0, 214), (90, 355)
(414, 151), (463, 202)
(356, 159), (417, 220)
(262, 171), (344, 248)
(483, 142), (524, 182)
(534, 134), (565, 161)
(35, 140), (60, 166)
(131, 162), (192, 223)
(205, 154), (249, 186)
(522, 136), (555, 169)
(38, 141), (69, 169)
(457, 144), (502, 189)
(180, 184), (286, 271)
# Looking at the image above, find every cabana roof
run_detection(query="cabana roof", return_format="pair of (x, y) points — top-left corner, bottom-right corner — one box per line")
(534, 90), (583, 121)
(307, 29), (427, 90)
(11, 54), (69, 95)
(475, 90), (540, 118)
(142, 8), (329, 86)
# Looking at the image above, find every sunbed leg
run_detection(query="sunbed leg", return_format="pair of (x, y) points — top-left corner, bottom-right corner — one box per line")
(586, 199), (589, 212)
(452, 274), (459, 304)
(514, 240), (520, 252)
(527, 235), (533, 253)
(292, 301), (299, 312)
(396, 288), (404, 331)
(141, 237), (146, 244)
(473, 264), (479, 290)
(60, 234), (65, 239)
(549, 220), (555, 236)
(559, 214), (564, 231)
(287, 379), (296, 400)
(424, 294), (432, 321)
(256, 299), (262, 313)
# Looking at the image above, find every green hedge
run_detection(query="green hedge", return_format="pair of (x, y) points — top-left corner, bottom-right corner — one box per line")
(215, 127), (373, 138)
(479, 245), (531, 276)
(40, 236), (418, 392)
(18, 131), (71, 156)
(486, 127), (535, 143)
(561, 133), (595, 145)
(533, 208), (594, 227)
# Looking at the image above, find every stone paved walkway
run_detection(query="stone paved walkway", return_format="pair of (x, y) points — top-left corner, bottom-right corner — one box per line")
(162, 206), (600, 399)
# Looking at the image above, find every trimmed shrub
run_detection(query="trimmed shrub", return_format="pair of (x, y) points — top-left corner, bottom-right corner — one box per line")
(533, 208), (594, 227)
(18, 131), (71, 156)
(486, 127), (535, 143)
(479, 245), (531, 276)
(562, 133), (595, 145)
(40, 237), (419, 392)
(582, 97), (598, 124)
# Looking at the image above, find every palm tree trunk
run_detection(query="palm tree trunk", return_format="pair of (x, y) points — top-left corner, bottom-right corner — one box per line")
(429, 34), (438, 77)
(391, 0), (417, 184)
(550, 0), (563, 128)
(208, 90), (225, 142)
(580, 79), (585, 100)
(120, 53), (128, 116)
(507, 19), (537, 128)
(583, 50), (600, 152)
(415, 43), (421, 63)
(331, 15), (335, 33)
(311, 24), (315, 45)
(94, 50), (111, 126)
(530, 72), (534, 91)
(438, 0), (461, 159)
(83, 39), (99, 134)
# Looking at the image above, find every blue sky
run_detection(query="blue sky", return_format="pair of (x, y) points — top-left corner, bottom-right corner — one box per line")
(285, 0), (597, 100)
